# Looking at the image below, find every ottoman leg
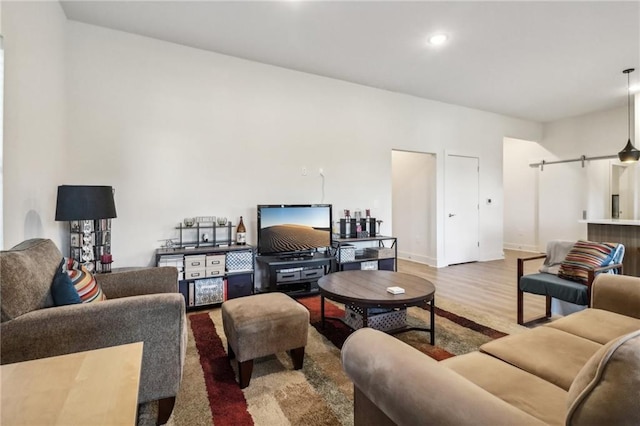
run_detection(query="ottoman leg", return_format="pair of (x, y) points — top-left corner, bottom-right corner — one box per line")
(290, 347), (305, 370)
(238, 359), (254, 389)
(228, 344), (235, 360)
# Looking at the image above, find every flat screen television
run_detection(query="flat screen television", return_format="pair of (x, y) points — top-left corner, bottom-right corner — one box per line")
(257, 204), (332, 257)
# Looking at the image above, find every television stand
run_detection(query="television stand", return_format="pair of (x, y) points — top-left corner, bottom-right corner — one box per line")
(277, 251), (314, 261)
(256, 252), (334, 296)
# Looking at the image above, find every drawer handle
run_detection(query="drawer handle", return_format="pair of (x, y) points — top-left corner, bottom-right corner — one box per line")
(211, 261), (220, 265)
(191, 261), (202, 266)
(282, 274), (295, 279)
(304, 272), (315, 277)
(210, 271), (220, 275)
(192, 272), (201, 277)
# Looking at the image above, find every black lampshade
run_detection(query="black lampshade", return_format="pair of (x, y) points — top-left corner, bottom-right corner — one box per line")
(55, 185), (117, 221)
(618, 139), (640, 163)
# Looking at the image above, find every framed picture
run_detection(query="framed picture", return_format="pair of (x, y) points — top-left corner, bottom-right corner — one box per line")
(70, 233), (82, 247)
(70, 221), (81, 232)
(71, 247), (82, 261)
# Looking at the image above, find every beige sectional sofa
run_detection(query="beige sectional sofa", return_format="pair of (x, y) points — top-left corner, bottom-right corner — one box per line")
(341, 274), (640, 425)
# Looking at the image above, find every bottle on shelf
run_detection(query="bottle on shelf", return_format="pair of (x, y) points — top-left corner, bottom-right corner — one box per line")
(236, 216), (247, 245)
(344, 210), (351, 238)
(365, 209), (371, 236)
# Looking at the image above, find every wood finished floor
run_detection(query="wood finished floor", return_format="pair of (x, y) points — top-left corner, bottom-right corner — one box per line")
(397, 249), (546, 324)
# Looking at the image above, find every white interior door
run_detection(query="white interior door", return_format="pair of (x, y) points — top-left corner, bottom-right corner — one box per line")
(445, 155), (479, 265)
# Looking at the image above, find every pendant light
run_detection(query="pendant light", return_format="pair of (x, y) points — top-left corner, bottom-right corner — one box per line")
(618, 68), (640, 163)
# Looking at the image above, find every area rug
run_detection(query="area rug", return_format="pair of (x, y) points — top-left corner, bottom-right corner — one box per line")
(140, 295), (524, 426)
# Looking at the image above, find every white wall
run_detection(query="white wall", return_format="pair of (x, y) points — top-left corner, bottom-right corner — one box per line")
(392, 150), (436, 265)
(503, 137), (549, 252)
(2, 1), (68, 250)
(537, 106), (629, 249)
(0, 5), (4, 248)
(3, 3), (542, 267)
(504, 104), (640, 252)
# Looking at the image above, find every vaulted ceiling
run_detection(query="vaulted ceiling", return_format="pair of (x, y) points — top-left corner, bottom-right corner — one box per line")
(60, 1), (640, 123)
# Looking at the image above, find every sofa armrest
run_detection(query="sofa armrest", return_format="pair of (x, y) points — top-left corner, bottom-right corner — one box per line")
(0, 293), (187, 404)
(341, 328), (545, 425)
(591, 274), (640, 319)
(96, 266), (178, 299)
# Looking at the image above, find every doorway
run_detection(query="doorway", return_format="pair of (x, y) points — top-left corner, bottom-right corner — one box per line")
(391, 150), (437, 266)
(611, 162), (639, 219)
(444, 154), (479, 265)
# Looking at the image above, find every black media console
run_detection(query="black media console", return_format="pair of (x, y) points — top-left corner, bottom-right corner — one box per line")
(256, 252), (334, 296)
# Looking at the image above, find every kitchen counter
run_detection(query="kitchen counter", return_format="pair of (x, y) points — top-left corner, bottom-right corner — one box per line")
(580, 219), (640, 226)
(583, 220), (640, 276)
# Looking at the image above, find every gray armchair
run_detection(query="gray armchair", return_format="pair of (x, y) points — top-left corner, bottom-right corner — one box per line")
(0, 239), (187, 425)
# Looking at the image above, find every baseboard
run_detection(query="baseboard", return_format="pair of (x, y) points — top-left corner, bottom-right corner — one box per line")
(503, 242), (539, 253)
(397, 251), (437, 268)
(478, 251), (505, 262)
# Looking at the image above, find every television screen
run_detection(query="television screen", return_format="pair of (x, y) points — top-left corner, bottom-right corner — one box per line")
(257, 204), (332, 256)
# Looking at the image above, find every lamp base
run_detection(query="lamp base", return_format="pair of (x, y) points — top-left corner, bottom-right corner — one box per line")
(68, 219), (112, 272)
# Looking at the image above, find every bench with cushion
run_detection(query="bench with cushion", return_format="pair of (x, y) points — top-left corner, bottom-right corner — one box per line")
(517, 240), (624, 325)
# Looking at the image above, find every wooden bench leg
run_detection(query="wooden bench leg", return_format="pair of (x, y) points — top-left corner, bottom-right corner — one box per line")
(238, 359), (254, 389)
(517, 287), (524, 325)
(157, 396), (176, 426)
(545, 295), (552, 318)
(290, 347), (305, 370)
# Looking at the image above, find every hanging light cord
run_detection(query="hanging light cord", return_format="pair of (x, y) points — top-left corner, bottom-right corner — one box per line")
(628, 69), (632, 140)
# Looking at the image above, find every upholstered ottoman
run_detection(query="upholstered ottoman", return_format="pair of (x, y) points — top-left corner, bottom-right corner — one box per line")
(221, 292), (309, 388)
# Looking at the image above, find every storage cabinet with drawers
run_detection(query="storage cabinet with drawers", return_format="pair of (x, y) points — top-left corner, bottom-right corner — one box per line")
(156, 245), (254, 310)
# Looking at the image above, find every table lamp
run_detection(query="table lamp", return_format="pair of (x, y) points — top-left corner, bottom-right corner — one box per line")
(55, 185), (117, 272)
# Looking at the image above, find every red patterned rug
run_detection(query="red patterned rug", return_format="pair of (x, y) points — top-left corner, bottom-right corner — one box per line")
(148, 295), (512, 426)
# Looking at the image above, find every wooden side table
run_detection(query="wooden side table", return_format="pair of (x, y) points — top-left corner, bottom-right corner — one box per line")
(1, 342), (143, 426)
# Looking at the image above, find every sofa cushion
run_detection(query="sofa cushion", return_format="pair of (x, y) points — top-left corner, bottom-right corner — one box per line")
(51, 259), (82, 306)
(566, 330), (640, 425)
(545, 308), (640, 345)
(520, 273), (588, 305)
(558, 241), (619, 284)
(1, 239), (61, 322)
(442, 351), (567, 425)
(65, 258), (106, 303)
(480, 327), (602, 391)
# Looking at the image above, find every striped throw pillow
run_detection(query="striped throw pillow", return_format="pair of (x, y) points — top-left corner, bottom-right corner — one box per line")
(558, 241), (618, 284)
(64, 258), (107, 303)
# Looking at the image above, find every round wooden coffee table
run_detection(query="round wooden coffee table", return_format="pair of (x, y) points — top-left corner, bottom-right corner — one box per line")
(317, 270), (436, 345)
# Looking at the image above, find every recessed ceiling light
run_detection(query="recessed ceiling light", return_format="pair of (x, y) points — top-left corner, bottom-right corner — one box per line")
(428, 34), (448, 46)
